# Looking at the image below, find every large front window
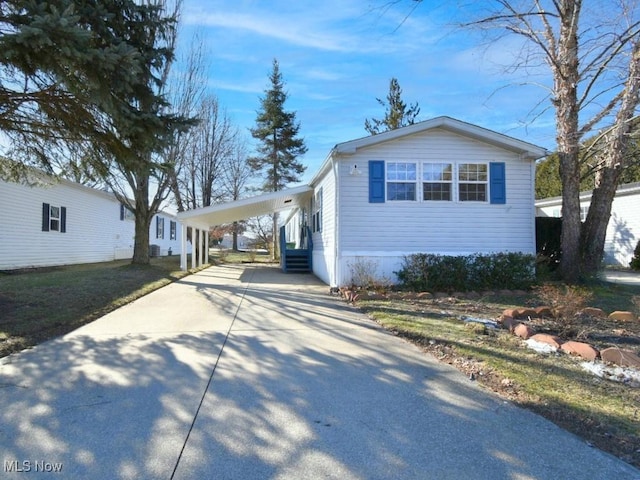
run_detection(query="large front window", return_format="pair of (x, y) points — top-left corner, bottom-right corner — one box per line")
(387, 162), (416, 201)
(458, 163), (488, 202)
(423, 163), (452, 201)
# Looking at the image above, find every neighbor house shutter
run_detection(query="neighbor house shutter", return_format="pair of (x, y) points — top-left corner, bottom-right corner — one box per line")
(60, 207), (67, 233)
(120, 204), (125, 221)
(489, 162), (506, 204)
(369, 160), (385, 203)
(42, 203), (50, 231)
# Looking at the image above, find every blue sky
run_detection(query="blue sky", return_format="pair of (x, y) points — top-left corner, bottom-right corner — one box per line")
(178, 0), (557, 184)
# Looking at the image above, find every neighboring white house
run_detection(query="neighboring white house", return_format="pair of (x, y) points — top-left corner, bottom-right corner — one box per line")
(177, 116), (548, 287)
(0, 173), (190, 270)
(536, 182), (640, 267)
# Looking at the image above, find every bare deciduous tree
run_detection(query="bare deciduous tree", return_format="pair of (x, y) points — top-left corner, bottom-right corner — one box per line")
(222, 142), (253, 250)
(460, 0), (640, 280)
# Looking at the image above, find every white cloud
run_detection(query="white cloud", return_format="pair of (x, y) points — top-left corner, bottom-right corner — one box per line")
(183, 10), (362, 53)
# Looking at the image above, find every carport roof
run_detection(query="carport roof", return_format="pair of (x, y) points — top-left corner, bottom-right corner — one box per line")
(176, 185), (313, 228)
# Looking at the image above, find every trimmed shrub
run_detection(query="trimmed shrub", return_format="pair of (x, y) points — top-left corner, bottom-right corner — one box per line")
(395, 252), (536, 292)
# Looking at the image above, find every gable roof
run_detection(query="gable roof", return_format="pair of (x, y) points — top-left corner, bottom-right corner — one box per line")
(311, 116), (548, 185)
(337, 116), (548, 156)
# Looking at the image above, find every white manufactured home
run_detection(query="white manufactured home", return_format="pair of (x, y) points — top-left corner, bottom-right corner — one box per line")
(0, 174), (190, 270)
(536, 182), (640, 267)
(178, 116), (548, 287)
(299, 116), (548, 286)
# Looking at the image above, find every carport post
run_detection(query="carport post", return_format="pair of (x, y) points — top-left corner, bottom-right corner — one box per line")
(205, 229), (209, 265)
(199, 228), (205, 266)
(180, 224), (187, 271)
(192, 228), (198, 269)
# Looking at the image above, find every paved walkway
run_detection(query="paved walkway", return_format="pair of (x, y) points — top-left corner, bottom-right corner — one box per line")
(1, 265), (638, 479)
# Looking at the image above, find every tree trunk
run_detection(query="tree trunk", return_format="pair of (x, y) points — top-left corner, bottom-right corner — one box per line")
(132, 172), (152, 265)
(132, 211), (152, 265)
(555, 1), (583, 282)
(580, 40), (640, 274)
(232, 221), (239, 251)
(272, 212), (279, 261)
(580, 170), (619, 273)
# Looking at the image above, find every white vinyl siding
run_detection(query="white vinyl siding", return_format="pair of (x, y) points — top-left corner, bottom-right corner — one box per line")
(335, 128), (535, 285)
(310, 164), (337, 285)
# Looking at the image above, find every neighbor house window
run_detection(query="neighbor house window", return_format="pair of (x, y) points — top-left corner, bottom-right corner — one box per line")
(42, 203), (66, 233)
(386, 162), (416, 201)
(170, 221), (177, 240)
(458, 163), (488, 202)
(580, 205), (589, 222)
(156, 217), (164, 239)
(423, 163), (452, 201)
(120, 203), (135, 221)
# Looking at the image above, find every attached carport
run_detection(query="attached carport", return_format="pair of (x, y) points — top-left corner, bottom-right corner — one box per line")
(176, 185), (313, 271)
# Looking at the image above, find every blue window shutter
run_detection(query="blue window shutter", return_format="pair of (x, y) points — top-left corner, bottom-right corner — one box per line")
(369, 160), (385, 203)
(490, 162), (506, 204)
(42, 203), (50, 231)
(60, 207), (67, 233)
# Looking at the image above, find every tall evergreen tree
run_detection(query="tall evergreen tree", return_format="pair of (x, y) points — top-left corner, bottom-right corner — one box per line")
(249, 59), (307, 192)
(249, 59), (307, 258)
(365, 77), (420, 135)
(0, 0), (167, 178)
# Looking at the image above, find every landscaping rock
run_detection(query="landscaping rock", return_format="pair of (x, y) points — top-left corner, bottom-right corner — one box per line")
(560, 341), (600, 361)
(600, 348), (640, 369)
(416, 292), (433, 299)
(499, 316), (519, 332)
(530, 333), (563, 349)
(514, 323), (535, 339)
(502, 308), (536, 319)
(580, 307), (607, 319)
(608, 311), (637, 322)
(534, 306), (553, 317)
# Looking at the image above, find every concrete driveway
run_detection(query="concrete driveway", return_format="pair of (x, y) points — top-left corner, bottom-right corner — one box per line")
(1, 264), (638, 479)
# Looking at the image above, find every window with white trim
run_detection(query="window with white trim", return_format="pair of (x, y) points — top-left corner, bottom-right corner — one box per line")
(49, 206), (61, 231)
(156, 217), (164, 239)
(386, 162), (416, 201)
(42, 203), (66, 233)
(423, 163), (453, 201)
(458, 163), (488, 202)
(170, 221), (177, 240)
(312, 188), (323, 233)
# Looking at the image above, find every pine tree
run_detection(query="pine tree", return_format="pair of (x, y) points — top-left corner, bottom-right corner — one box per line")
(249, 59), (307, 259)
(249, 59), (307, 192)
(365, 78), (420, 135)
